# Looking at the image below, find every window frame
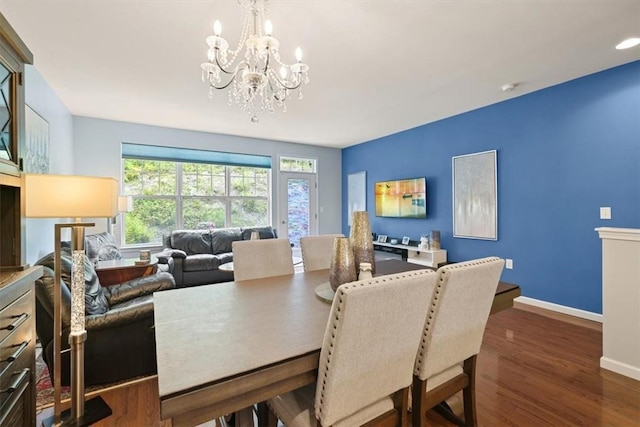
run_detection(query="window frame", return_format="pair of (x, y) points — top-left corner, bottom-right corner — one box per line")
(279, 155), (317, 173)
(121, 158), (271, 248)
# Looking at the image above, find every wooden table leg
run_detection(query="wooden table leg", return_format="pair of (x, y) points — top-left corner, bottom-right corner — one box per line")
(235, 407), (254, 427)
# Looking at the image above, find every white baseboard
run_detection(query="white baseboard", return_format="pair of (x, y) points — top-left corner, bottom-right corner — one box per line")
(515, 296), (602, 323)
(600, 357), (640, 381)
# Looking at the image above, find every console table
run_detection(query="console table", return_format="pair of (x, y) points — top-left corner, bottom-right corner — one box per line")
(374, 242), (447, 268)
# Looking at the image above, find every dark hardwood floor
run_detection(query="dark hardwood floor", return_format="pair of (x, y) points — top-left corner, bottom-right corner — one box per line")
(37, 308), (640, 426)
(426, 308), (640, 426)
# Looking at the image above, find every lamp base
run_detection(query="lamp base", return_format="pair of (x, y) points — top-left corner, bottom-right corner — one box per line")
(41, 396), (112, 427)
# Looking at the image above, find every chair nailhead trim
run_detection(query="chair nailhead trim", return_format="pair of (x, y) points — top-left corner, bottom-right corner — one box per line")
(414, 257), (502, 374)
(316, 269), (435, 421)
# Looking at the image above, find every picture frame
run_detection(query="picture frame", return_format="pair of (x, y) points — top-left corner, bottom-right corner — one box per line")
(377, 234), (388, 243)
(401, 236), (410, 245)
(347, 171), (366, 226)
(452, 150), (498, 240)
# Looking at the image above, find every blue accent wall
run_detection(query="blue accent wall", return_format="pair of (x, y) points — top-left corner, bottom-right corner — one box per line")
(342, 61), (640, 314)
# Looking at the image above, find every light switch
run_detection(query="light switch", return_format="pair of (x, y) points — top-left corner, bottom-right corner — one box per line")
(505, 259), (513, 269)
(600, 207), (612, 220)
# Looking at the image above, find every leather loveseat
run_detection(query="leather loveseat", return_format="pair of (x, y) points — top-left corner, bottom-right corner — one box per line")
(34, 249), (176, 386)
(156, 226), (277, 287)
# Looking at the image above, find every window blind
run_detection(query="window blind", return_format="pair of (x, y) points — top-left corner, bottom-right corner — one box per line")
(121, 142), (272, 169)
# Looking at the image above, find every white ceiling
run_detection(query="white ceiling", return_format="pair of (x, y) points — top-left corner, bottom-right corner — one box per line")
(2, 1), (639, 148)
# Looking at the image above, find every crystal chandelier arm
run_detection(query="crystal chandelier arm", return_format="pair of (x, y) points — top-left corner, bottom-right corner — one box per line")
(266, 76), (287, 102)
(270, 70), (304, 91)
(212, 49), (236, 75)
(211, 65), (248, 90)
(264, 51), (307, 90)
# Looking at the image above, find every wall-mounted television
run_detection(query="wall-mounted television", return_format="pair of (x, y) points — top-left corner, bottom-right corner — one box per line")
(374, 177), (427, 218)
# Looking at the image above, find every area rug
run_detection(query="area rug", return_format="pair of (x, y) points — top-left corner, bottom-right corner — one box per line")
(36, 349), (155, 411)
(35, 352), (70, 410)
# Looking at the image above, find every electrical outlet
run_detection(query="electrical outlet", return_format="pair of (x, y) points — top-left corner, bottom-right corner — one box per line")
(600, 207), (612, 220)
(505, 259), (513, 269)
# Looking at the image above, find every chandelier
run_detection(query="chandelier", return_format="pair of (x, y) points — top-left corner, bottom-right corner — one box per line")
(201, 0), (310, 123)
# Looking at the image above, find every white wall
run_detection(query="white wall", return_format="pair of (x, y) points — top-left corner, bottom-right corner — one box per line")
(24, 65), (75, 264)
(23, 67), (341, 263)
(72, 116), (342, 245)
(596, 227), (640, 381)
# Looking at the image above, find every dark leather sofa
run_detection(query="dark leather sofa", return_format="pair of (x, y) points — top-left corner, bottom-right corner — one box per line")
(63, 231), (173, 274)
(156, 226), (277, 287)
(34, 249), (176, 386)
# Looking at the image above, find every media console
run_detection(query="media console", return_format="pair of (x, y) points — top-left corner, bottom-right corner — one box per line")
(373, 242), (447, 268)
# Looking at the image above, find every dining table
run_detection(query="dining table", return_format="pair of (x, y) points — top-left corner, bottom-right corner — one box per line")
(153, 259), (521, 426)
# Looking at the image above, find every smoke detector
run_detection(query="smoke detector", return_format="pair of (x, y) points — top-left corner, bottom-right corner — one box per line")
(501, 83), (518, 92)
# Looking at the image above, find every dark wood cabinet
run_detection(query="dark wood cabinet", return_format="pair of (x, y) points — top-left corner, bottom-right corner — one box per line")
(0, 13), (38, 426)
(0, 12), (33, 271)
(0, 266), (41, 427)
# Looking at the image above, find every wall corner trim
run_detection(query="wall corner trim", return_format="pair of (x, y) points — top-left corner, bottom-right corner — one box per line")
(595, 227), (640, 241)
(600, 357), (640, 381)
(515, 296), (602, 323)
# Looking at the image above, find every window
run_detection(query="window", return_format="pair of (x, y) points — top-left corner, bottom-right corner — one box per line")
(123, 159), (177, 246)
(122, 146), (271, 246)
(280, 156), (316, 173)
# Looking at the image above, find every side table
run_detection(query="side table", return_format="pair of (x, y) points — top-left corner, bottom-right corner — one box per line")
(95, 258), (158, 286)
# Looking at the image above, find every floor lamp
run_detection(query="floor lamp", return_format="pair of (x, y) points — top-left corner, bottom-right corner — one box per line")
(107, 195), (133, 235)
(23, 173), (118, 426)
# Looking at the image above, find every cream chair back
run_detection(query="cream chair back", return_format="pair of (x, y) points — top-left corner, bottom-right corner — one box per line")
(414, 257), (505, 380)
(231, 239), (294, 281)
(300, 234), (345, 272)
(314, 269), (437, 426)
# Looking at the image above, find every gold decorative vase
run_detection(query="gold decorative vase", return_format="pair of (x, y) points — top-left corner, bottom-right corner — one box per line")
(430, 230), (441, 250)
(350, 211), (376, 275)
(329, 237), (357, 292)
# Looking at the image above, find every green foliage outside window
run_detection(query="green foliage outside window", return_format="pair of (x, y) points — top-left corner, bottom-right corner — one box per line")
(230, 167), (269, 196)
(126, 198), (176, 243)
(122, 158), (270, 245)
(231, 199), (268, 227)
(182, 163), (225, 196)
(183, 198), (226, 229)
(279, 157), (316, 173)
(124, 159), (176, 195)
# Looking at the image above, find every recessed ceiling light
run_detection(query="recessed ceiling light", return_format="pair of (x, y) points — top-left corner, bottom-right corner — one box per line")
(616, 38), (640, 50)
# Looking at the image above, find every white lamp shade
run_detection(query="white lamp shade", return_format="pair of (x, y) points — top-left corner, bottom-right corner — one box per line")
(23, 174), (119, 218)
(118, 196), (133, 212)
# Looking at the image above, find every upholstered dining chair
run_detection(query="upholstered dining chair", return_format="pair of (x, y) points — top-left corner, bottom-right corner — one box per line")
(299, 234), (345, 272)
(265, 269), (438, 427)
(412, 257), (505, 426)
(232, 238), (295, 281)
